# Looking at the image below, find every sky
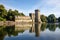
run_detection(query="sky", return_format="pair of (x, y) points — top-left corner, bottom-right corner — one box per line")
(0, 0), (60, 17)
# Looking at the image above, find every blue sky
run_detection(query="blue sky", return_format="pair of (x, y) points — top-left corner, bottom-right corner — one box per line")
(0, 0), (60, 17)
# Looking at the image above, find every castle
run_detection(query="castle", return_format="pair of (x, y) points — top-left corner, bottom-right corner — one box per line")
(15, 9), (42, 24)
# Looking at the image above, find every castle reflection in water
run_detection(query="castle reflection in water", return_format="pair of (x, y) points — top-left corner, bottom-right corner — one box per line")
(0, 23), (60, 40)
(15, 23), (41, 37)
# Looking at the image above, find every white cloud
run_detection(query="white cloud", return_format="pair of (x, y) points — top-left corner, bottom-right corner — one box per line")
(40, 0), (60, 17)
(27, 0), (60, 17)
(48, 0), (60, 17)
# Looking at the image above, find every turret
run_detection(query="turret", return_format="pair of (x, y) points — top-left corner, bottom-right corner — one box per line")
(35, 9), (42, 23)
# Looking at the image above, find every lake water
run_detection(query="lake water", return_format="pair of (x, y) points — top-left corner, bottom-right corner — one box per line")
(0, 23), (60, 40)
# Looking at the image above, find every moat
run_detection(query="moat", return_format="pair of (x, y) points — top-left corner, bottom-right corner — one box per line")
(0, 23), (60, 40)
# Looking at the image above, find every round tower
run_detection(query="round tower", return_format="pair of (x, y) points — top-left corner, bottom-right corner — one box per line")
(35, 9), (42, 23)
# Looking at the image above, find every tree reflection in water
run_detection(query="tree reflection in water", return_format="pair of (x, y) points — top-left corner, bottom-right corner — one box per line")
(0, 23), (60, 40)
(0, 26), (7, 40)
(41, 23), (59, 31)
(41, 23), (47, 31)
(47, 23), (56, 31)
(0, 25), (25, 40)
(29, 23), (60, 37)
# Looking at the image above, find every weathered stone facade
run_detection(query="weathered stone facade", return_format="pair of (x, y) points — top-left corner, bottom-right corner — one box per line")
(35, 9), (42, 23)
(15, 16), (32, 24)
(29, 13), (35, 23)
(15, 9), (42, 23)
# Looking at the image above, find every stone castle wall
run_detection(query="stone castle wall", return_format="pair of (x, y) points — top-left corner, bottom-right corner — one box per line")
(15, 9), (42, 23)
(15, 16), (32, 23)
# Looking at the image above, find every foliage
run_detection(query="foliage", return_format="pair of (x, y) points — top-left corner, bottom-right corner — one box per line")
(0, 17), (6, 21)
(40, 15), (47, 22)
(0, 4), (60, 23)
(58, 17), (60, 22)
(47, 14), (56, 23)
(0, 5), (7, 18)
(0, 4), (25, 21)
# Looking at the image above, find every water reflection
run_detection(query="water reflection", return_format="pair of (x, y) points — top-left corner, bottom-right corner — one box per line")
(41, 23), (47, 31)
(0, 23), (60, 40)
(4, 26), (16, 37)
(0, 25), (25, 40)
(0, 26), (7, 40)
(29, 23), (41, 37)
(47, 23), (56, 31)
(29, 24), (35, 32)
(41, 23), (60, 31)
(35, 23), (41, 37)
(29, 23), (60, 37)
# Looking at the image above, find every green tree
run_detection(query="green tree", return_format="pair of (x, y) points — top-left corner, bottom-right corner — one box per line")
(0, 17), (6, 21)
(0, 4), (25, 21)
(40, 15), (47, 22)
(58, 17), (60, 22)
(7, 9), (15, 21)
(13, 10), (19, 16)
(0, 5), (7, 18)
(0, 5), (7, 21)
(47, 14), (56, 23)
(20, 13), (25, 16)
